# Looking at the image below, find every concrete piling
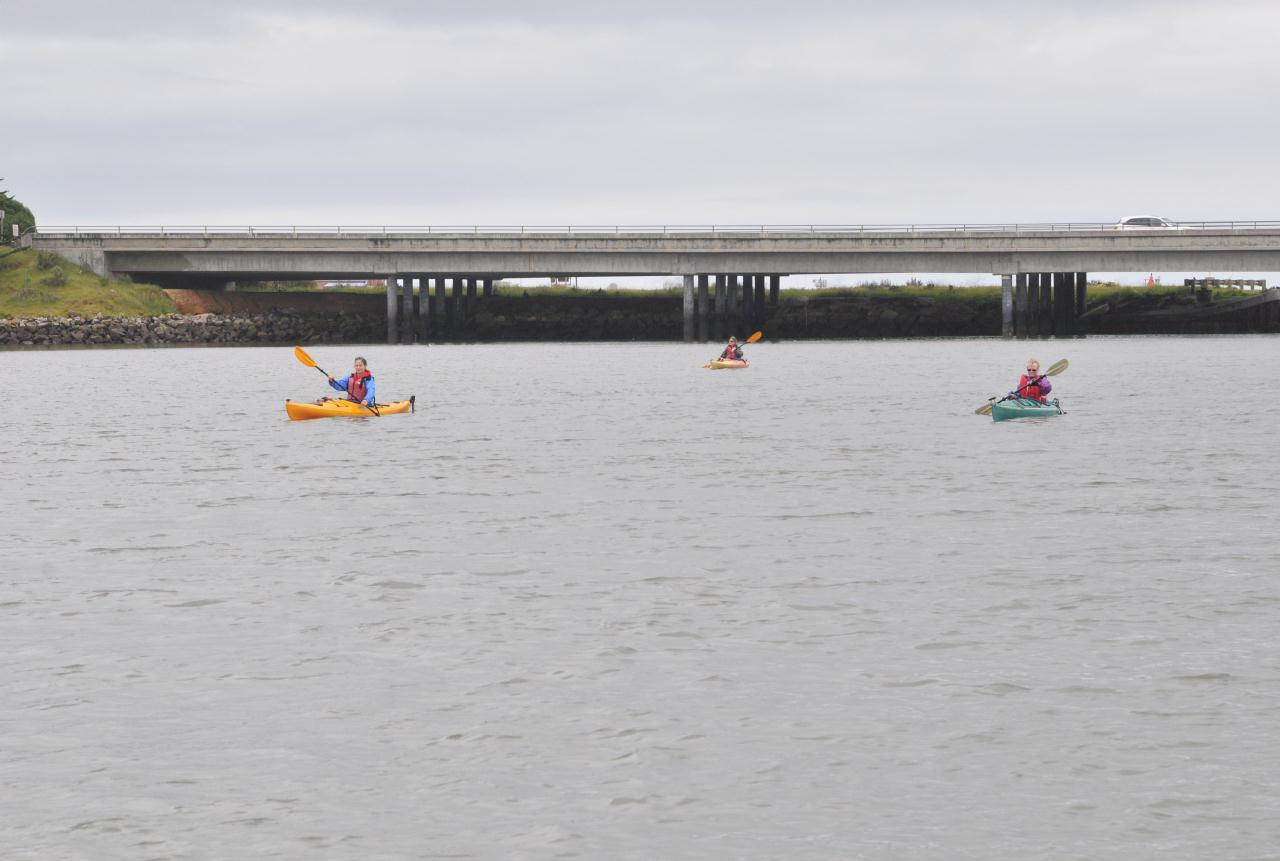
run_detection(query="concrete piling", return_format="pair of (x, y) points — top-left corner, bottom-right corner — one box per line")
(424, 277), (440, 345)
(1000, 275), (1010, 336)
(433, 277), (446, 339)
(401, 276), (415, 343)
(449, 278), (462, 338)
(1038, 273), (1054, 337)
(697, 275), (709, 341)
(753, 275), (766, 327)
(682, 275), (695, 342)
(386, 276), (398, 345)
(732, 273), (742, 335)
(714, 276), (727, 341)
(1008, 271), (1089, 338)
(1015, 273), (1029, 339)
(769, 275), (780, 306)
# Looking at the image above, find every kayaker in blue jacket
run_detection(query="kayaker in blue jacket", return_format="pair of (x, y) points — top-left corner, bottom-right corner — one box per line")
(327, 356), (376, 406)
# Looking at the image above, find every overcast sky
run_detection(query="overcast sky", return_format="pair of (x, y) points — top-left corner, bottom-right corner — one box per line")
(5, 0), (1279, 239)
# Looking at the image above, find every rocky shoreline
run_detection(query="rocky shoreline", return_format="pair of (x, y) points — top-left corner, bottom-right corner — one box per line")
(0, 311), (383, 347)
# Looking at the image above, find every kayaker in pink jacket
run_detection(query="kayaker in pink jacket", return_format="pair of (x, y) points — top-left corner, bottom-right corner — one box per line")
(1016, 358), (1052, 403)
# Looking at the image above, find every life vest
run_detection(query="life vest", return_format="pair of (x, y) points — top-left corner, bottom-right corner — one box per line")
(1018, 374), (1046, 403)
(721, 344), (741, 360)
(347, 369), (373, 402)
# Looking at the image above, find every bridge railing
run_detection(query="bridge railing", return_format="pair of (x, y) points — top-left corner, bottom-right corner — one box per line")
(25, 220), (1280, 237)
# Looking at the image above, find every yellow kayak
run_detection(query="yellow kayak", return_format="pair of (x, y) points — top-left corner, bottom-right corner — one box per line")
(707, 359), (749, 370)
(285, 397), (415, 421)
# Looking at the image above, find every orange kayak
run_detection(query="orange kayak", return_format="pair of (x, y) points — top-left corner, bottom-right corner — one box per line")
(285, 397), (415, 421)
(707, 359), (749, 370)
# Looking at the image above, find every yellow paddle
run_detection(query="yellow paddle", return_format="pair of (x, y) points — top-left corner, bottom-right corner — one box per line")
(703, 330), (763, 368)
(975, 358), (1069, 415)
(294, 345), (327, 377)
(294, 345), (380, 416)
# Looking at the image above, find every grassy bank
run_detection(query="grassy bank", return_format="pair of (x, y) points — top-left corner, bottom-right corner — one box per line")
(0, 248), (175, 317)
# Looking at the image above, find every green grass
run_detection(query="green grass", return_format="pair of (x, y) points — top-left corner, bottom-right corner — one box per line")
(0, 248), (176, 317)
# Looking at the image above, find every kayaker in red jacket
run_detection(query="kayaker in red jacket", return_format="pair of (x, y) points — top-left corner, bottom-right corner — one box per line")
(326, 356), (377, 406)
(1016, 358), (1052, 403)
(718, 336), (744, 361)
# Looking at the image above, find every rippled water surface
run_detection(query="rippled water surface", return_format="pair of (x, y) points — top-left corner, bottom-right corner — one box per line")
(3, 338), (1280, 860)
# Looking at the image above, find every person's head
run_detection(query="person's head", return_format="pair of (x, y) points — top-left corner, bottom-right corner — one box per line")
(354, 356), (368, 373)
(728, 336), (738, 344)
(1026, 358), (1040, 375)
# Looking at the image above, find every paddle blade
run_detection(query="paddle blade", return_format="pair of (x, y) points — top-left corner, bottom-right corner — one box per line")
(1045, 358), (1068, 376)
(293, 346), (318, 368)
(745, 331), (763, 344)
(975, 403), (994, 416)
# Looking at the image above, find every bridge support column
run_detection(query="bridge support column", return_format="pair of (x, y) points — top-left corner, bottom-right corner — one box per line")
(1027, 274), (1042, 337)
(433, 278), (446, 339)
(1054, 273), (1074, 338)
(450, 278), (462, 338)
(482, 278), (494, 299)
(682, 275), (695, 342)
(697, 275), (709, 341)
(714, 276), (727, 341)
(386, 276), (399, 345)
(1015, 273), (1029, 340)
(1038, 274), (1053, 337)
(739, 277), (752, 333)
(401, 276), (415, 343)
(726, 275), (738, 335)
(417, 275), (431, 343)
(1001, 274), (1014, 338)
(769, 275), (780, 306)
(1075, 273), (1087, 336)
(754, 275), (766, 326)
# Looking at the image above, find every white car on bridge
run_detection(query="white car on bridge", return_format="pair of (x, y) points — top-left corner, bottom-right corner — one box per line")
(1114, 215), (1177, 229)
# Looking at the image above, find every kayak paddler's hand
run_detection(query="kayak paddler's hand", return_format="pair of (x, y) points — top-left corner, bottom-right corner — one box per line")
(327, 375), (335, 383)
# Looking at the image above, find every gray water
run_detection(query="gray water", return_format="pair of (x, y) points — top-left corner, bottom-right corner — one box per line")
(3, 338), (1279, 860)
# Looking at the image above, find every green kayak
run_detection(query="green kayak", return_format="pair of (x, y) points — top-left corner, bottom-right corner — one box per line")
(991, 397), (1063, 422)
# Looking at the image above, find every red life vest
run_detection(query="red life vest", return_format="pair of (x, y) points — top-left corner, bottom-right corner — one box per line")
(722, 344), (740, 360)
(347, 369), (373, 402)
(1018, 374), (1046, 402)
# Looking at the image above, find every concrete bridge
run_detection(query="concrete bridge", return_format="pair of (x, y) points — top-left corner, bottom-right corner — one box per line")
(24, 222), (1280, 342)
